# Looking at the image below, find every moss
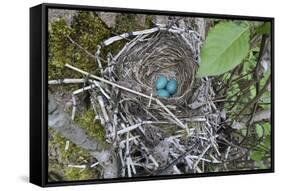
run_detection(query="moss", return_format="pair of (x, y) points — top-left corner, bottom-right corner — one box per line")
(145, 15), (154, 28)
(48, 128), (94, 164)
(48, 128), (98, 181)
(48, 19), (74, 80)
(48, 12), (154, 80)
(64, 167), (96, 181)
(114, 13), (147, 33)
(105, 13), (154, 55)
(48, 11), (111, 80)
(75, 108), (105, 142)
(70, 11), (111, 70)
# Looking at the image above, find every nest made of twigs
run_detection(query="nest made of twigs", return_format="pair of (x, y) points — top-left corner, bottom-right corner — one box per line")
(115, 31), (198, 106)
(109, 30), (200, 121)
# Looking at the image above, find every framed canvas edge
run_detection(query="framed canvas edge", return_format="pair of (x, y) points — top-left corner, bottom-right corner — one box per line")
(29, 3), (275, 187)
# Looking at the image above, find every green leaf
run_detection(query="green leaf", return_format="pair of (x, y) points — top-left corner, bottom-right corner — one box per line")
(256, 124), (264, 138)
(251, 151), (263, 161)
(263, 123), (271, 136)
(197, 22), (250, 77)
(264, 136), (271, 149)
(256, 161), (267, 169)
(256, 22), (271, 34)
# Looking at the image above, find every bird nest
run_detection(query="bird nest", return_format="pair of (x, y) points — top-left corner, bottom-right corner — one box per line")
(102, 25), (202, 123)
(115, 31), (198, 106)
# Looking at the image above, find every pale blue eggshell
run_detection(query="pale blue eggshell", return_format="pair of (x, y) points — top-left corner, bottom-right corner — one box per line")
(166, 79), (177, 95)
(155, 75), (168, 90)
(157, 89), (170, 98)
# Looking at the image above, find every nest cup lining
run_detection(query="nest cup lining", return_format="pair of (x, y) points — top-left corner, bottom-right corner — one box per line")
(115, 31), (197, 105)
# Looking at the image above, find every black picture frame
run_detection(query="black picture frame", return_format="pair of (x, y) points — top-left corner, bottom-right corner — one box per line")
(30, 3), (275, 187)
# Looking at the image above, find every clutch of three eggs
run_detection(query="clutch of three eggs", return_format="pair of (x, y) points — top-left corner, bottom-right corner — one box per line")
(155, 75), (177, 98)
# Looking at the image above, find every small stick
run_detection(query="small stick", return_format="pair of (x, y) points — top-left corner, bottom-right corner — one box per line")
(210, 135), (221, 156)
(225, 146), (231, 160)
(119, 136), (140, 148)
(97, 96), (109, 122)
(147, 92), (153, 107)
(156, 100), (188, 132)
(71, 95), (77, 120)
(149, 155), (159, 168)
(48, 78), (92, 85)
(173, 165), (182, 174)
(196, 166), (202, 173)
(67, 164), (86, 169)
(67, 36), (106, 63)
(128, 156), (136, 175)
(182, 117), (206, 122)
(209, 154), (221, 163)
(140, 142), (159, 168)
(185, 157), (193, 169)
(71, 85), (95, 120)
(65, 64), (187, 131)
(119, 149), (126, 177)
(64, 140), (70, 151)
(126, 157), (132, 177)
(125, 132), (130, 157)
(93, 81), (110, 99)
(116, 121), (170, 135)
(90, 162), (100, 168)
(95, 45), (104, 73)
(193, 144), (211, 169)
(125, 132), (132, 177)
(103, 27), (161, 46)
(113, 42), (129, 61)
(186, 155), (212, 162)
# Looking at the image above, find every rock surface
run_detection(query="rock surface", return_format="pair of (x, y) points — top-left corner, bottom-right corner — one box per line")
(97, 12), (119, 28)
(48, 9), (77, 26)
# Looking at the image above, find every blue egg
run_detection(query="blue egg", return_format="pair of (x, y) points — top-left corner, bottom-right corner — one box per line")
(155, 75), (168, 90)
(157, 89), (170, 98)
(166, 79), (177, 95)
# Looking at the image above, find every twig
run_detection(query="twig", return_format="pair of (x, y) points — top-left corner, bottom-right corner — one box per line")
(67, 36), (106, 63)
(237, 74), (271, 118)
(254, 34), (268, 80)
(48, 78), (93, 85)
(97, 96), (109, 122)
(193, 144), (211, 170)
(67, 164), (86, 169)
(64, 140), (70, 151)
(71, 85), (95, 120)
(90, 162), (100, 168)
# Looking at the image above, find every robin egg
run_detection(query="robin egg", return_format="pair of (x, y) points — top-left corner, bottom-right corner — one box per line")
(166, 79), (177, 95)
(155, 75), (168, 90)
(157, 89), (170, 98)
